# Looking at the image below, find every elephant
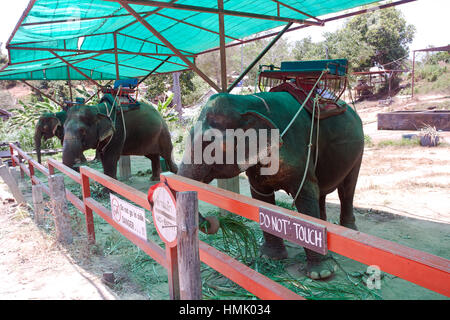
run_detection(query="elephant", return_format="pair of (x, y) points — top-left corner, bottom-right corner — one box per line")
(34, 111), (67, 164)
(62, 94), (178, 180)
(34, 110), (94, 164)
(178, 92), (364, 280)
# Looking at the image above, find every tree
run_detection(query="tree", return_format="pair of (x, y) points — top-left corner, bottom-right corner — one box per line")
(345, 7), (415, 68)
(292, 7), (415, 72)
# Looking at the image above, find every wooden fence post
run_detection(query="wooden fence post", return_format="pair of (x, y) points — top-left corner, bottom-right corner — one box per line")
(217, 177), (240, 215)
(176, 191), (202, 300)
(10, 166), (20, 185)
(48, 174), (73, 244)
(32, 184), (45, 225)
(0, 163), (26, 205)
(119, 156), (131, 180)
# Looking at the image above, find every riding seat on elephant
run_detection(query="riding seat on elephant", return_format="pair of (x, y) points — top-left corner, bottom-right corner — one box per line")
(62, 93), (178, 181)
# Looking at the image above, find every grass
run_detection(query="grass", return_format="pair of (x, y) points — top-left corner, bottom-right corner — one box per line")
(19, 155), (387, 300)
(376, 138), (419, 148)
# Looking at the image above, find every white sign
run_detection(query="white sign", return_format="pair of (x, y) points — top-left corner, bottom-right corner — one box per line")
(151, 184), (177, 247)
(110, 194), (147, 241)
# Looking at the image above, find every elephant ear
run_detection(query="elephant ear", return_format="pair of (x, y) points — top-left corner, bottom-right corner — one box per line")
(49, 117), (62, 135)
(240, 111), (284, 148)
(240, 111), (278, 131)
(96, 114), (114, 142)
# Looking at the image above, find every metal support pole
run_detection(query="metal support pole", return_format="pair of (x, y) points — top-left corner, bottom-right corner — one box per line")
(21, 80), (64, 107)
(218, 0), (227, 92)
(411, 50), (416, 98)
(114, 32), (120, 80)
(227, 22), (293, 93)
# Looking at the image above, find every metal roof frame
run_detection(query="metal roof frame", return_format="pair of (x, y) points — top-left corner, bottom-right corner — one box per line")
(0, 0), (417, 105)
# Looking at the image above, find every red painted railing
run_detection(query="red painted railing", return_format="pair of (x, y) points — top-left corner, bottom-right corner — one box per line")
(8, 143), (303, 300)
(8, 143), (450, 298)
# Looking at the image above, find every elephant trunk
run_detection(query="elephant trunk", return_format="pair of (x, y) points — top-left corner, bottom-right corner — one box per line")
(34, 129), (43, 164)
(177, 162), (219, 234)
(62, 137), (83, 171)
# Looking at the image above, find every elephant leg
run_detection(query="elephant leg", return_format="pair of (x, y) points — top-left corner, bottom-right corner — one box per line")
(294, 180), (337, 280)
(319, 194), (327, 221)
(102, 152), (120, 180)
(146, 154), (161, 181)
(80, 153), (87, 163)
(249, 182), (288, 260)
(337, 158), (362, 230)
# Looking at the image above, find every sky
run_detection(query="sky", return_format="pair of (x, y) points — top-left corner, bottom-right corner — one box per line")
(0, 0), (449, 56)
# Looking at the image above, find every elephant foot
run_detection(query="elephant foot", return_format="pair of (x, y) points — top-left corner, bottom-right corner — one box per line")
(305, 256), (338, 280)
(260, 242), (288, 260)
(341, 220), (358, 231)
(150, 175), (160, 182)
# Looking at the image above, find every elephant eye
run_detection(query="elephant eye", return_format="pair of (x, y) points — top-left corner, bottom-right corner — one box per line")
(79, 128), (87, 136)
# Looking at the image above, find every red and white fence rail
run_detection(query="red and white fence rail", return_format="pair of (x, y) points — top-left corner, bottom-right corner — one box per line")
(8, 143), (450, 299)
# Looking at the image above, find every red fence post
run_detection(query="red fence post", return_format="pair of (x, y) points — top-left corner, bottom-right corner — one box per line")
(81, 168), (95, 244)
(29, 161), (35, 185)
(9, 144), (15, 167)
(48, 162), (55, 176)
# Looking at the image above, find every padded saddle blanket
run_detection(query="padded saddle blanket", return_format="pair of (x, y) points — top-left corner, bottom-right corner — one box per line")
(269, 82), (347, 120)
(101, 93), (140, 113)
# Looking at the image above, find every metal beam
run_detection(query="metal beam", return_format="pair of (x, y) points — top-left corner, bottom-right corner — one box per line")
(199, 0), (417, 55)
(114, 0), (178, 33)
(116, 33), (196, 56)
(21, 80), (64, 107)
(270, 0), (323, 24)
(49, 51), (102, 88)
(106, 0), (323, 26)
(155, 12), (242, 43)
(138, 57), (171, 85)
(113, 32), (120, 80)
(118, 0), (221, 92)
(7, 45), (196, 58)
(227, 22), (292, 93)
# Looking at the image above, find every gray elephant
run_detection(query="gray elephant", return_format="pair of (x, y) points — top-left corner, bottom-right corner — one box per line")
(34, 110), (93, 164)
(62, 94), (178, 180)
(34, 111), (67, 164)
(178, 92), (364, 280)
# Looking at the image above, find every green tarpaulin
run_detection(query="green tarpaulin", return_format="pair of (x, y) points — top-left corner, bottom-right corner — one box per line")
(0, 0), (379, 81)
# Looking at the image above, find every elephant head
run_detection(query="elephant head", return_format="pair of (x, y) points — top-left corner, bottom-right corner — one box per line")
(34, 112), (65, 164)
(178, 93), (282, 234)
(178, 93), (281, 183)
(62, 105), (114, 169)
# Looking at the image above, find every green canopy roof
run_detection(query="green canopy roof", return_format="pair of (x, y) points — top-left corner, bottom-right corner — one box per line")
(0, 0), (380, 82)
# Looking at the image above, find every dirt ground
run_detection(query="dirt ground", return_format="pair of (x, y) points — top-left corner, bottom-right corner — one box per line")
(0, 92), (449, 300)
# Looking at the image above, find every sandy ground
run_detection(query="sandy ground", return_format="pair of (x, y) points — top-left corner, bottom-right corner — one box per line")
(0, 92), (449, 300)
(0, 184), (117, 299)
